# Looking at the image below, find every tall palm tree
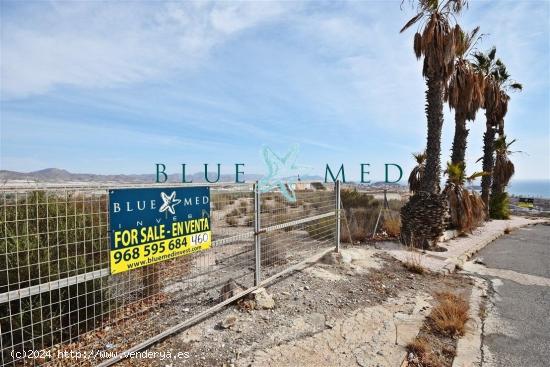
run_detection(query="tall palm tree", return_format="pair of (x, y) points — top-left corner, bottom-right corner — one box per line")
(446, 27), (485, 168)
(472, 48), (522, 216)
(490, 135), (517, 219)
(399, 0), (466, 248)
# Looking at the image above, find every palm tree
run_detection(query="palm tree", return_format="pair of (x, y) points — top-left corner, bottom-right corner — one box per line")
(399, 0), (466, 248)
(408, 152), (426, 194)
(472, 48), (522, 216)
(490, 135), (518, 219)
(446, 27), (485, 168)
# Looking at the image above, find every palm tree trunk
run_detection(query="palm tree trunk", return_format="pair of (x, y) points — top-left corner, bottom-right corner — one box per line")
(400, 76), (447, 248)
(421, 77), (445, 194)
(490, 167), (504, 197)
(451, 110), (468, 168)
(481, 117), (496, 217)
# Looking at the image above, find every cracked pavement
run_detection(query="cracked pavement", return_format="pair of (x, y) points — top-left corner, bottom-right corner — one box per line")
(463, 223), (550, 367)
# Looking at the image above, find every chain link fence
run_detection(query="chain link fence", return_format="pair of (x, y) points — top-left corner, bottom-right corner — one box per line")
(0, 182), (339, 366)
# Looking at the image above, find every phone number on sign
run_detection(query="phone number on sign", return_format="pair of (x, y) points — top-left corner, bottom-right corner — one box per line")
(110, 231), (211, 274)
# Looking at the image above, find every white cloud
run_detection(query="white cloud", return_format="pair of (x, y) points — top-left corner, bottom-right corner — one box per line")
(0, 1), (294, 99)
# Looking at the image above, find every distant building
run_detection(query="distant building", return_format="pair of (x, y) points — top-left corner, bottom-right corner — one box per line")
(291, 176), (312, 191)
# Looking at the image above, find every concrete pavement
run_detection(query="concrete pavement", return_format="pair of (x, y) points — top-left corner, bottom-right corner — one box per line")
(462, 223), (550, 367)
(377, 216), (548, 274)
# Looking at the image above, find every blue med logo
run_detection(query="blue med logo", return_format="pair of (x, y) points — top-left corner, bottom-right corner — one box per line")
(159, 191), (181, 214)
(258, 144), (310, 202)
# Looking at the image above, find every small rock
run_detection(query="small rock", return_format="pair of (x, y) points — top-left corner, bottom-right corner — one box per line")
(325, 317), (336, 329)
(182, 307), (190, 312)
(220, 315), (237, 329)
(304, 286), (310, 290)
(251, 288), (275, 309)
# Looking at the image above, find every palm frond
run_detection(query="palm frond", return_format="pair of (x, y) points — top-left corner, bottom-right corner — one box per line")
(400, 12), (425, 33)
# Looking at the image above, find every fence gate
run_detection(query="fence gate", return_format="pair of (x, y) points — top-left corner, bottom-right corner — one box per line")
(0, 182), (340, 366)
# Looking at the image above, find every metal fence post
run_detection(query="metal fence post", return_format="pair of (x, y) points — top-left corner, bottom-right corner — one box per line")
(335, 180), (341, 253)
(254, 182), (261, 286)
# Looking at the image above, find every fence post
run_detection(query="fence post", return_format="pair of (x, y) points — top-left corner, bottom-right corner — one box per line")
(335, 180), (341, 253)
(254, 182), (261, 286)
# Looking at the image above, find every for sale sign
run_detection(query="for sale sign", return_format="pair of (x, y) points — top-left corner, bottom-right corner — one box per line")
(108, 187), (211, 274)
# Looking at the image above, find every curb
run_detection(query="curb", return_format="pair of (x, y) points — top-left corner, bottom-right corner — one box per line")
(443, 219), (549, 274)
(452, 276), (488, 367)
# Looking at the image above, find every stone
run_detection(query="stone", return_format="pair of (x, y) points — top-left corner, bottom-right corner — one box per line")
(251, 288), (275, 309)
(220, 315), (237, 329)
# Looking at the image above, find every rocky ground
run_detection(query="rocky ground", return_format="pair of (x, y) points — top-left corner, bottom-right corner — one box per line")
(118, 246), (473, 367)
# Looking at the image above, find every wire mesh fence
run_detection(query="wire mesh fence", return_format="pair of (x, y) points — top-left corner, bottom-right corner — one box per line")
(0, 183), (339, 366)
(338, 188), (407, 243)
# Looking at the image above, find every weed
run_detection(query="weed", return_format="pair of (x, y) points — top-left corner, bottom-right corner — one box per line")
(429, 292), (470, 337)
(403, 248), (425, 274)
(406, 337), (428, 356)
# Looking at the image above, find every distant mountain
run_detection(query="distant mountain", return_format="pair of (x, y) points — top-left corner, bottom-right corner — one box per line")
(0, 168), (263, 184)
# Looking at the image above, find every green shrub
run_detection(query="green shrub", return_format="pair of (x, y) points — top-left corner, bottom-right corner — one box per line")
(341, 189), (379, 209)
(490, 192), (510, 219)
(0, 191), (112, 363)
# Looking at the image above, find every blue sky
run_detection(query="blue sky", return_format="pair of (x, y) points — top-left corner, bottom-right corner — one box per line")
(1, 0), (549, 181)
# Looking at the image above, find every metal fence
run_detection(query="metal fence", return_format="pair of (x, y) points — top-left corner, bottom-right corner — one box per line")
(0, 182), (340, 366)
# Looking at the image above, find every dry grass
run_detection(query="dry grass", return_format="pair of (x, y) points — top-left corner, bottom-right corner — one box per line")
(406, 337), (428, 355)
(403, 260), (426, 274)
(406, 337), (440, 367)
(383, 216), (401, 237)
(429, 292), (470, 337)
(340, 223), (368, 243)
(403, 249), (426, 274)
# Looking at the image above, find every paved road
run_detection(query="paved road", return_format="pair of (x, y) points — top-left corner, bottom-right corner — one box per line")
(468, 223), (550, 367)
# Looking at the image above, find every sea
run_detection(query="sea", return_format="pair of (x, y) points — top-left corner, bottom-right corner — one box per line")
(507, 179), (550, 199)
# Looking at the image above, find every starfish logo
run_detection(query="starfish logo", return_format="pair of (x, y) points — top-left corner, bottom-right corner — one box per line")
(159, 191), (181, 215)
(258, 144), (308, 202)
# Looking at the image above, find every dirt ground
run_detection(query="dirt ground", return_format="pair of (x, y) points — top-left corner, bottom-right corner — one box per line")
(115, 245), (472, 367)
